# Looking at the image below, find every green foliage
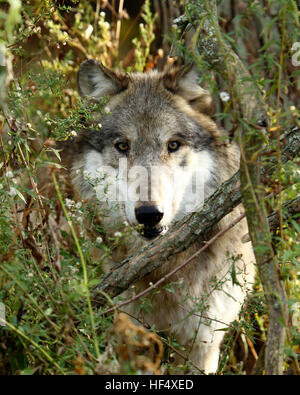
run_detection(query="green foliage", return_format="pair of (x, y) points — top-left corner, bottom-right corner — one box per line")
(132, 0), (156, 72)
(0, 0), (149, 375)
(0, 0), (299, 375)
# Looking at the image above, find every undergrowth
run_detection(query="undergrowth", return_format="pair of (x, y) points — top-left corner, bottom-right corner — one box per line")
(0, 0), (299, 375)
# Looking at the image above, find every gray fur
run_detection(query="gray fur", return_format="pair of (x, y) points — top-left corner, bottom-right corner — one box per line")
(66, 61), (256, 373)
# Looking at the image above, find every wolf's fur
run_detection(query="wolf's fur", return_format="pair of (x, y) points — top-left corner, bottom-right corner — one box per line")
(60, 60), (255, 373)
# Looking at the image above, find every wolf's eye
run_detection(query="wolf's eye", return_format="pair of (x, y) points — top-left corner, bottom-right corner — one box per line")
(115, 142), (129, 153)
(168, 141), (181, 153)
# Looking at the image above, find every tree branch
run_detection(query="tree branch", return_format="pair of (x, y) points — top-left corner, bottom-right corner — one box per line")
(93, 171), (241, 302)
(93, 126), (299, 305)
(102, 212), (246, 314)
(98, 196), (299, 315)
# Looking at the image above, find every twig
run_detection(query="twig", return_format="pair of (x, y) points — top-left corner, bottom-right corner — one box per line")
(115, 0), (124, 55)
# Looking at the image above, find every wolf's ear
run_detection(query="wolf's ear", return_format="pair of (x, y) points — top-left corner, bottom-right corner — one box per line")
(77, 59), (129, 100)
(163, 66), (213, 115)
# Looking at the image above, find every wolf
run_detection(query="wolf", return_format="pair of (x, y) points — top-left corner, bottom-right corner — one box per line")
(59, 60), (255, 373)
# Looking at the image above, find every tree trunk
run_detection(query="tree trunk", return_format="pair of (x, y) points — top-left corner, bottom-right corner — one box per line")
(184, 0), (289, 375)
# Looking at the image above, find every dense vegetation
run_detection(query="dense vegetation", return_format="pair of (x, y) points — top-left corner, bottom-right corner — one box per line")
(0, 0), (299, 375)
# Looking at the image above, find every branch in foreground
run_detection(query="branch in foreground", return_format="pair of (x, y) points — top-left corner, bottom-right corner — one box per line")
(93, 172), (240, 304)
(97, 196), (299, 314)
(93, 127), (299, 305)
(103, 212), (246, 314)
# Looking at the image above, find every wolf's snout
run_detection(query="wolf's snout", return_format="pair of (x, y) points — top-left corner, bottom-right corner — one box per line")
(135, 205), (164, 226)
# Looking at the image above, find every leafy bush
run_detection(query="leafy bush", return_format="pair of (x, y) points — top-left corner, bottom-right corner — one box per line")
(0, 0), (299, 375)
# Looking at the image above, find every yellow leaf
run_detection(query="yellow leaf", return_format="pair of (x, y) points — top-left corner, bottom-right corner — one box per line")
(269, 126), (282, 132)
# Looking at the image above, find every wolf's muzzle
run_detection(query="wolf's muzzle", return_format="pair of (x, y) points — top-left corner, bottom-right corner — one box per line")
(135, 205), (165, 240)
(135, 205), (164, 227)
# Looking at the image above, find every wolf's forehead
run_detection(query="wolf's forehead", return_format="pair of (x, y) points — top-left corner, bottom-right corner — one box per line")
(97, 76), (207, 147)
(110, 93), (191, 139)
(112, 110), (186, 144)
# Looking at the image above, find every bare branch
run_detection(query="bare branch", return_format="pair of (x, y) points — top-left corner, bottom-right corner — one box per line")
(102, 212), (246, 314)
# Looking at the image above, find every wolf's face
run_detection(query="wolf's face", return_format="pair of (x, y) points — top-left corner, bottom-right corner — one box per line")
(74, 60), (224, 239)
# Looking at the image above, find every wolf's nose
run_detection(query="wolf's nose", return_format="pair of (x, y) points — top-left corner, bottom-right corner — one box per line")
(135, 205), (164, 226)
